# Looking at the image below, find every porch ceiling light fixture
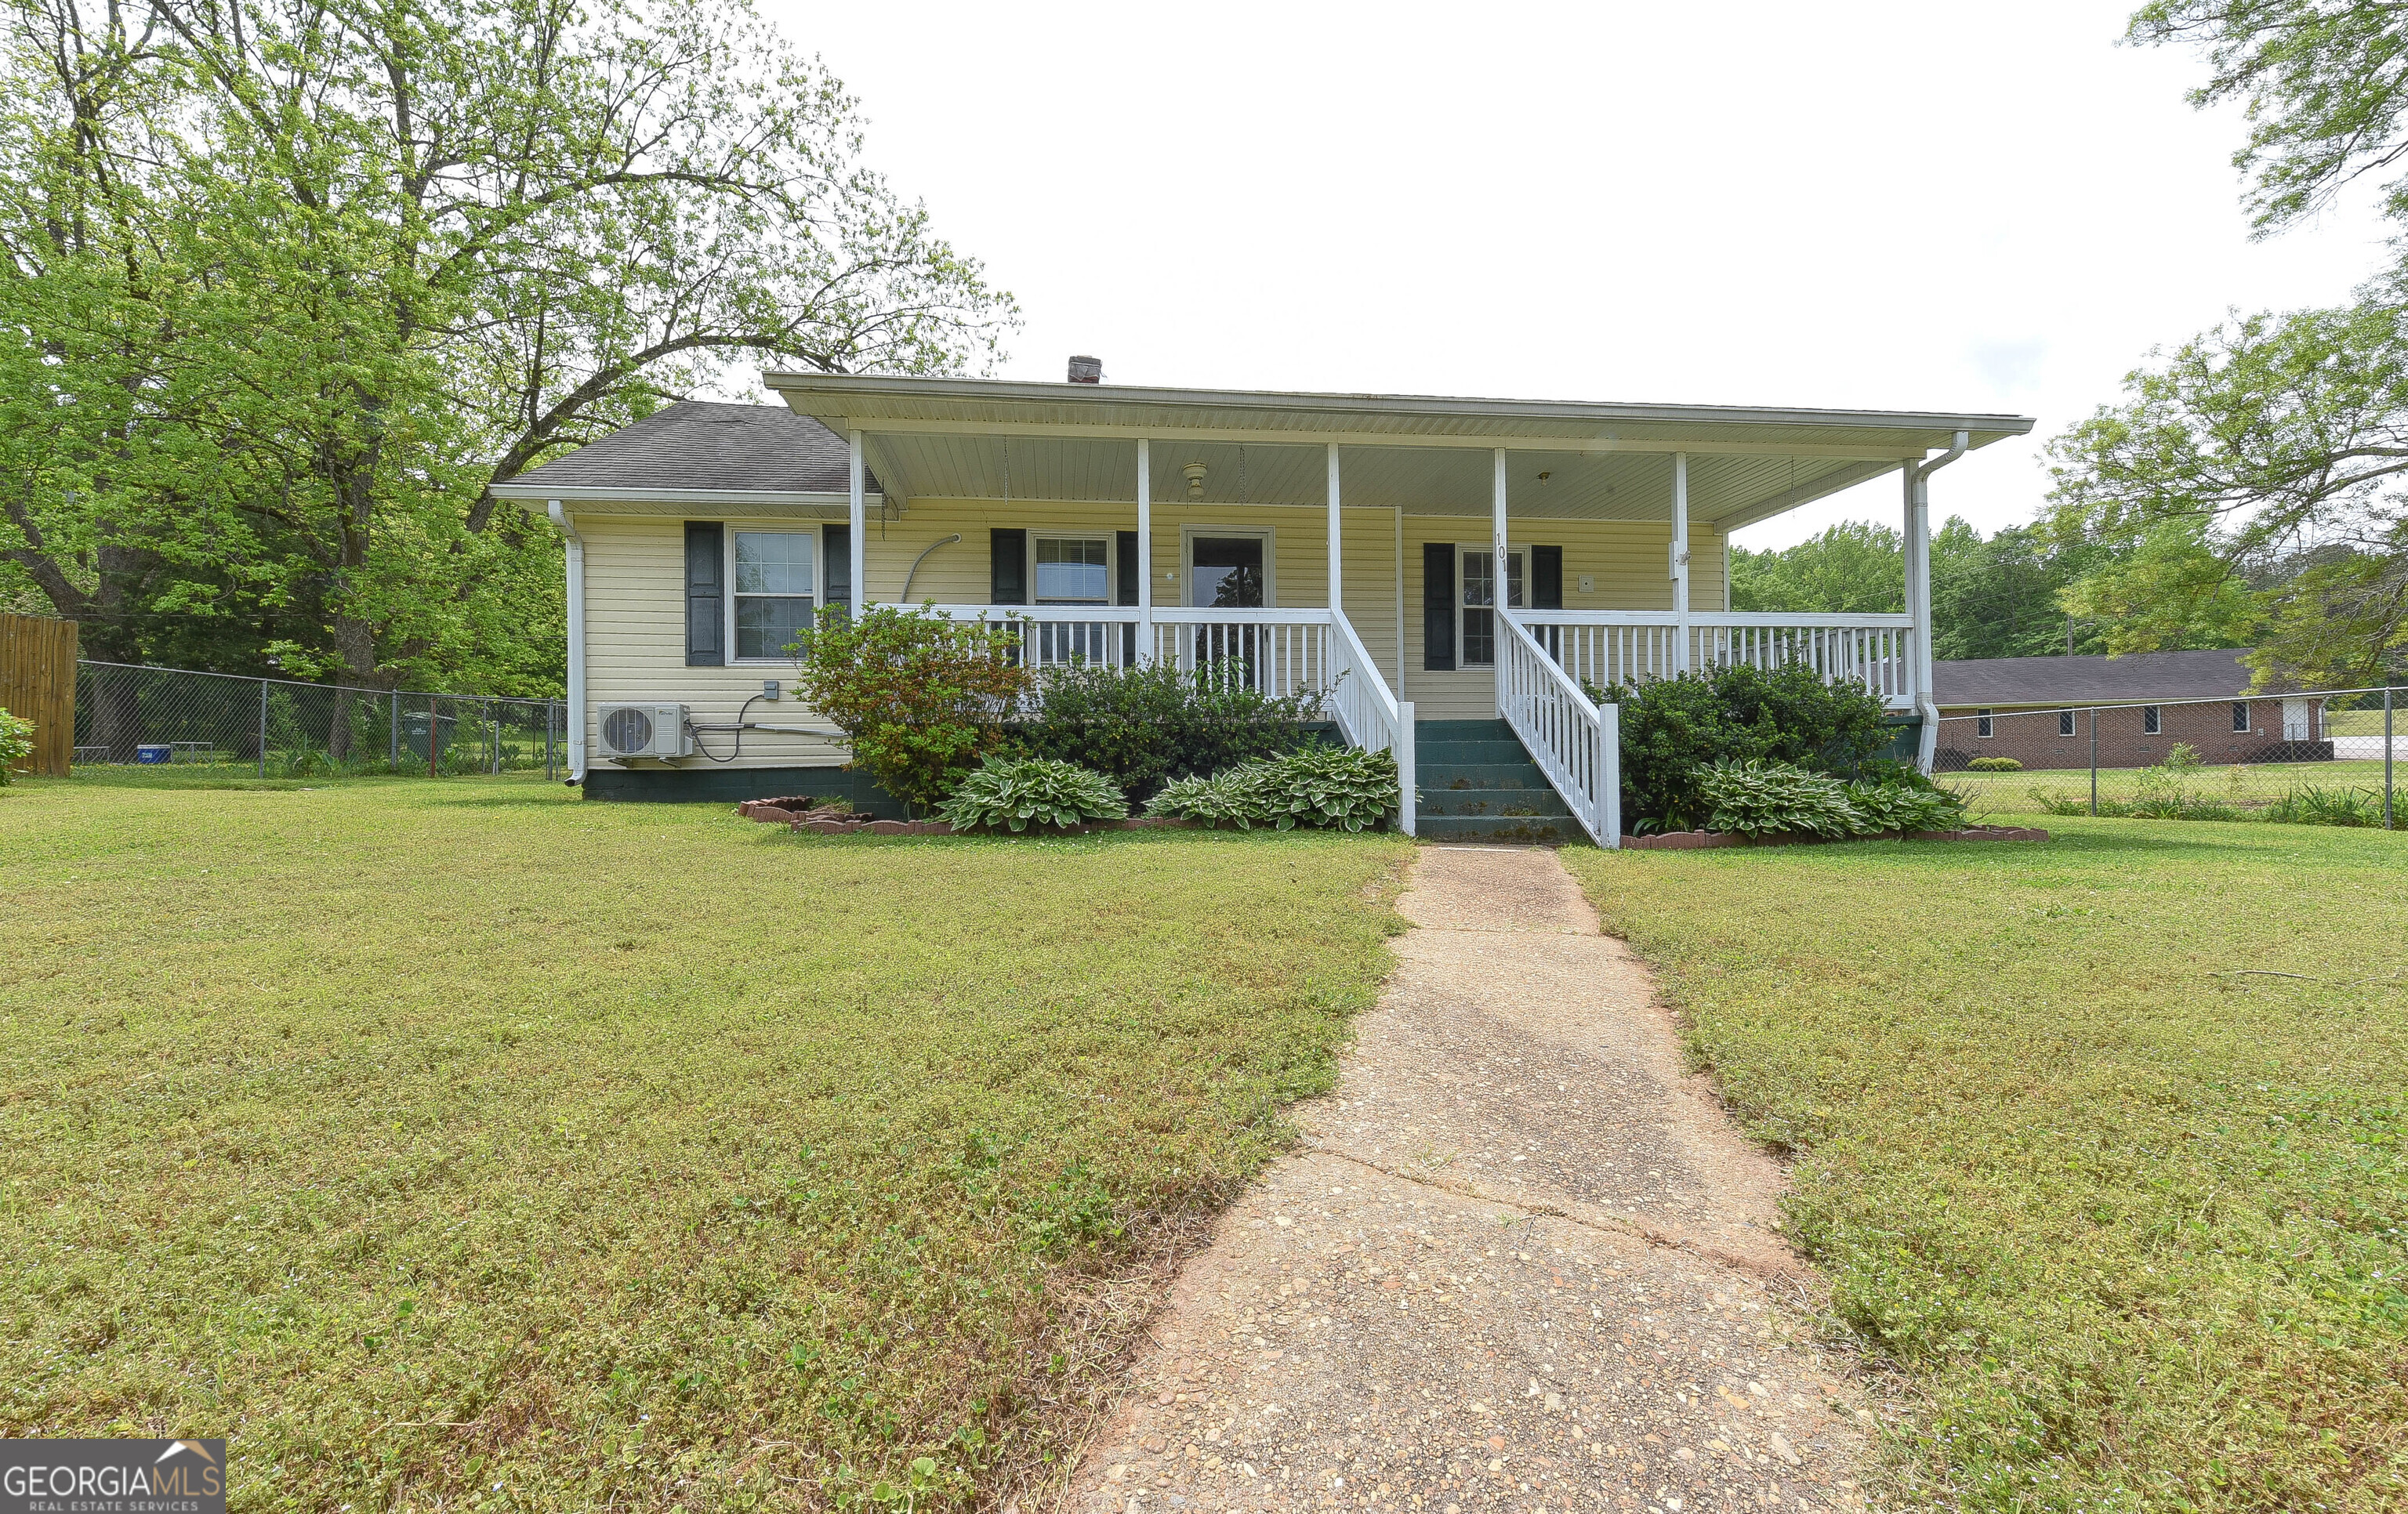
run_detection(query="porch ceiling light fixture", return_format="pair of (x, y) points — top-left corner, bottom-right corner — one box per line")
(1183, 462), (1207, 498)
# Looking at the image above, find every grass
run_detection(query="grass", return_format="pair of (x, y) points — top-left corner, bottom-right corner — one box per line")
(1561, 817), (2408, 1512)
(0, 772), (1409, 1511)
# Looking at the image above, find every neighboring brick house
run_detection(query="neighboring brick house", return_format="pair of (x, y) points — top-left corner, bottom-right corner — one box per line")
(1931, 649), (2329, 771)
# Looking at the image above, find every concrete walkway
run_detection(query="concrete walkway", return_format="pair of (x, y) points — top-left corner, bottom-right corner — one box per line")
(1067, 847), (1870, 1514)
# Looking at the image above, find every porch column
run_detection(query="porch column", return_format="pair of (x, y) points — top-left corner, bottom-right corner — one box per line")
(1902, 457), (1934, 761)
(1326, 444), (1344, 616)
(1136, 437), (1153, 661)
(1671, 451), (1691, 673)
(848, 430), (867, 615)
(1492, 447), (1509, 717)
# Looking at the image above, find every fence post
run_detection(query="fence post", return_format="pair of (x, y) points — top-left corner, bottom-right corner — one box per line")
(2386, 686), (2395, 831)
(430, 694), (440, 778)
(2089, 708), (2098, 817)
(546, 700), (556, 781)
(491, 700), (500, 776)
(390, 690), (400, 771)
(257, 678), (269, 777)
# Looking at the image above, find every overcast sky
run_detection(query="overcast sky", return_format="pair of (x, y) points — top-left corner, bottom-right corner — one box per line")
(763, 0), (2392, 549)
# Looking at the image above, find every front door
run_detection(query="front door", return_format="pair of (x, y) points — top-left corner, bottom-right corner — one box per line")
(1187, 535), (1267, 683)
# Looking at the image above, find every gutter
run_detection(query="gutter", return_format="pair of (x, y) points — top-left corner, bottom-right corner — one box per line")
(1906, 431), (1969, 772)
(547, 501), (587, 784)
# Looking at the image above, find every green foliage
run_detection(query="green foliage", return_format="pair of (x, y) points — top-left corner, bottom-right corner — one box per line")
(1600, 662), (1896, 832)
(1729, 521), (1905, 614)
(2263, 782), (2386, 826)
(0, 708), (32, 782)
(1699, 761), (1860, 838)
(1842, 778), (1970, 835)
(1563, 820), (2408, 1512)
(2, 775), (1408, 1511)
(789, 607), (1033, 814)
(0, 0), (1011, 690)
(1698, 760), (1969, 839)
(1966, 755), (2022, 772)
(936, 757), (1127, 834)
(1011, 662), (1315, 801)
(1146, 746), (1401, 833)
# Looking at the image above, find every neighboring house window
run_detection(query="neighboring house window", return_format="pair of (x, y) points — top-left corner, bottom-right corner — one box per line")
(2232, 701), (2250, 733)
(1460, 548), (1525, 668)
(2058, 710), (2076, 737)
(1035, 535), (1112, 603)
(2143, 704), (2161, 735)
(732, 531), (814, 661)
(1976, 708), (1994, 738)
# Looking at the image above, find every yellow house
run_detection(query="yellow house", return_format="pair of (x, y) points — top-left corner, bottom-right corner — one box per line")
(488, 367), (2031, 843)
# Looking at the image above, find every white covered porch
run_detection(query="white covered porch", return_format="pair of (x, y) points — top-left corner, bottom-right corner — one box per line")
(767, 373), (2033, 845)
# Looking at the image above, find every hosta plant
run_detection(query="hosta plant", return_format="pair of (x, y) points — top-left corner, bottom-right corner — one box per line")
(1147, 746), (1402, 833)
(936, 756), (1126, 833)
(1844, 779), (1969, 835)
(1699, 760), (1860, 838)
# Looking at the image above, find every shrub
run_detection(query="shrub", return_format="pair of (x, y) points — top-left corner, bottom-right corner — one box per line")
(1146, 746), (1400, 833)
(789, 607), (1033, 815)
(1013, 661), (1316, 801)
(0, 708), (33, 783)
(1699, 760), (1860, 838)
(1966, 755), (2022, 772)
(1598, 662), (1894, 831)
(936, 756), (1126, 833)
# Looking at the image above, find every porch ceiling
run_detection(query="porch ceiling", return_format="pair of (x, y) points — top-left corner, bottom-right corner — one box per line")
(767, 373), (2031, 531)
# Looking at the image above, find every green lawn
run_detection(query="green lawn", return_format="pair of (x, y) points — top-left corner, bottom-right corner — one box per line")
(1562, 817), (2408, 1512)
(0, 773), (1409, 1512)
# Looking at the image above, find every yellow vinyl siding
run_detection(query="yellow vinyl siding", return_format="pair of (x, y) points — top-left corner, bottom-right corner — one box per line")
(573, 502), (1728, 757)
(580, 514), (848, 769)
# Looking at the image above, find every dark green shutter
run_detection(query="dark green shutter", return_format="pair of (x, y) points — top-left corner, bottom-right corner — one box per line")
(1115, 531), (1140, 663)
(822, 524), (851, 618)
(990, 529), (1027, 605)
(1422, 542), (1455, 671)
(1532, 545), (1563, 610)
(684, 522), (723, 666)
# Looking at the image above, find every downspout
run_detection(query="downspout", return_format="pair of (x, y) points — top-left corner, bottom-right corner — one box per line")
(1906, 431), (1968, 772)
(547, 501), (587, 784)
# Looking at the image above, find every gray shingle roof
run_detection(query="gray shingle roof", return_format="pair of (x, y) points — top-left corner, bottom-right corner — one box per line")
(509, 401), (872, 494)
(1933, 649), (2259, 708)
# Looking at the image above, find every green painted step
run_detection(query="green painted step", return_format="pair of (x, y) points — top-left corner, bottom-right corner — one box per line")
(1411, 719), (1581, 842)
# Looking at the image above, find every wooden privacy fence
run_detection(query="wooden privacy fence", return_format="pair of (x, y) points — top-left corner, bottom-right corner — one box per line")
(1, 612), (78, 776)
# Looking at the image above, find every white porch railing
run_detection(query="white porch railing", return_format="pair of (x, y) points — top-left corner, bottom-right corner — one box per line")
(1497, 610), (1619, 847)
(918, 603), (1416, 835)
(1514, 611), (1920, 710)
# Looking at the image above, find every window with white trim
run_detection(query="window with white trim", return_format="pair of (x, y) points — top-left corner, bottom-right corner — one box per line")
(1035, 534), (1112, 604)
(2143, 704), (2162, 735)
(1460, 547), (1525, 668)
(1976, 708), (1994, 738)
(732, 531), (814, 661)
(2232, 701), (2250, 733)
(2058, 710), (2076, 737)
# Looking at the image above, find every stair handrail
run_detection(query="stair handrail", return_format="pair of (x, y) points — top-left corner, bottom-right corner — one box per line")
(1499, 610), (1619, 847)
(1326, 607), (1416, 838)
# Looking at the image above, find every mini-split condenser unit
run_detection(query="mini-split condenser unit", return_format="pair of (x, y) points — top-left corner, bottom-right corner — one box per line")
(597, 703), (692, 759)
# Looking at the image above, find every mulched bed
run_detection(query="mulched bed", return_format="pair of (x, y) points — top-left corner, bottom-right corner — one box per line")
(734, 797), (1194, 837)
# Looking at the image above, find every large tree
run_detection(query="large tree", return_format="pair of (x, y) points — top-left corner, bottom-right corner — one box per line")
(2044, 0), (2408, 686)
(0, 0), (1013, 731)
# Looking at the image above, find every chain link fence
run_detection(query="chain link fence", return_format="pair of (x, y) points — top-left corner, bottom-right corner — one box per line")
(70, 661), (566, 779)
(1937, 685), (2401, 827)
